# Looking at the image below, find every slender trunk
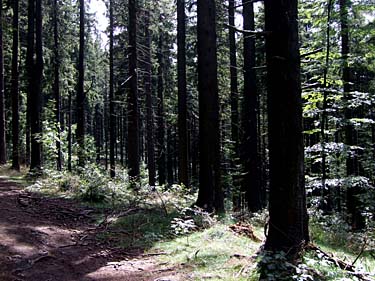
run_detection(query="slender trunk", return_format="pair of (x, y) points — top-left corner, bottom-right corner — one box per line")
(144, 11), (156, 187)
(264, 0), (309, 255)
(157, 31), (166, 186)
(228, 0), (239, 157)
(167, 126), (174, 186)
(228, 0), (240, 208)
(68, 91), (72, 171)
(0, 0), (6, 164)
(76, 0), (85, 168)
(109, 0), (116, 177)
(95, 104), (101, 163)
(11, 0), (20, 170)
(196, 0), (223, 212)
(340, 0), (365, 230)
(26, 0), (35, 169)
(127, 0), (140, 182)
(177, 0), (189, 188)
(53, 0), (62, 171)
(30, 0), (43, 171)
(241, 0), (262, 212)
(320, 0), (334, 212)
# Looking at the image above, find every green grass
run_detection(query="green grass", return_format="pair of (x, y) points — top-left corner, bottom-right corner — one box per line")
(100, 208), (180, 249)
(310, 221), (375, 276)
(0, 164), (31, 186)
(150, 223), (263, 280)
(1, 165), (373, 279)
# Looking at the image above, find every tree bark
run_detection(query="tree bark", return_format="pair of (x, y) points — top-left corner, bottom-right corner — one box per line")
(0, 0), (6, 165)
(67, 91), (72, 171)
(109, 0), (116, 177)
(157, 31), (166, 186)
(341, 0), (365, 230)
(26, 0), (35, 169)
(177, 0), (189, 188)
(29, 0), (43, 172)
(53, 0), (62, 171)
(127, 0), (140, 182)
(144, 10), (156, 187)
(241, 0), (262, 212)
(76, 0), (85, 168)
(196, 0), (224, 212)
(264, 0), (309, 254)
(11, 0), (20, 170)
(228, 0), (239, 157)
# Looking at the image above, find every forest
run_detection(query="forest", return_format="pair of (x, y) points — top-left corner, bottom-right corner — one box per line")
(0, 0), (374, 280)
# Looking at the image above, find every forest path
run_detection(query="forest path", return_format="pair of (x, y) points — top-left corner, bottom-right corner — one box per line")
(0, 177), (177, 281)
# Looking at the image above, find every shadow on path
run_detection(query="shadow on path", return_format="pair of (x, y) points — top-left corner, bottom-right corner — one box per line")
(0, 177), (177, 281)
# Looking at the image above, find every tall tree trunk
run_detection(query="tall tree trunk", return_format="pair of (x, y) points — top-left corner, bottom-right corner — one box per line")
(67, 91), (72, 171)
(95, 104), (102, 164)
(144, 10), (156, 187)
(320, 0), (334, 212)
(228, 2), (239, 153)
(53, 0), (62, 171)
(0, 0), (6, 165)
(109, 0), (116, 177)
(26, 0), (35, 168)
(76, 0), (85, 168)
(11, 0), (20, 170)
(228, 0), (240, 208)
(177, 0), (189, 188)
(264, 0), (309, 255)
(127, 0), (140, 182)
(167, 126), (174, 185)
(341, 0), (365, 230)
(30, 0), (43, 171)
(241, 0), (262, 212)
(157, 31), (166, 186)
(196, 0), (224, 212)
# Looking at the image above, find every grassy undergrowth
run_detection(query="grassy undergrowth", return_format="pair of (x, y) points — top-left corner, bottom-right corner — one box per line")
(1, 165), (374, 280)
(0, 165), (31, 187)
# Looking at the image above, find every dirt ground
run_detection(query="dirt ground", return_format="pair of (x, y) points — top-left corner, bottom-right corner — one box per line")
(0, 177), (179, 281)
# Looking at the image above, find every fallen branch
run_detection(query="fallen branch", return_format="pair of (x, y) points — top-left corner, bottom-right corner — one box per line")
(306, 244), (374, 281)
(352, 238), (367, 266)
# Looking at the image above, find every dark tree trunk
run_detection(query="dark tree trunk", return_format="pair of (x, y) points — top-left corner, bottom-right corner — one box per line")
(196, 0), (224, 212)
(144, 11), (156, 187)
(26, 0), (35, 169)
(167, 126), (174, 186)
(0, 0), (6, 165)
(119, 112), (124, 166)
(191, 115), (198, 184)
(11, 0), (20, 170)
(264, 0), (309, 254)
(53, 0), (62, 171)
(157, 32), (166, 186)
(127, 0), (140, 182)
(177, 0), (189, 188)
(95, 104), (102, 164)
(109, 0), (116, 177)
(241, 0), (262, 212)
(30, 0), (43, 171)
(320, 0), (333, 212)
(67, 91), (72, 171)
(228, 0), (239, 161)
(228, 0), (240, 208)
(341, 0), (365, 230)
(76, 0), (85, 168)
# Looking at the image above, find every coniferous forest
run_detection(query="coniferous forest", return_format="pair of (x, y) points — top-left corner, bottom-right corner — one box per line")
(0, 0), (374, 280)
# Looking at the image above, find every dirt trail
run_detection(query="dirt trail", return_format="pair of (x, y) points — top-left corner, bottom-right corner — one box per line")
(0, 177), (177, 281)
